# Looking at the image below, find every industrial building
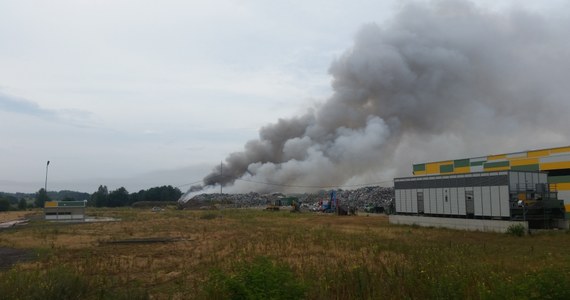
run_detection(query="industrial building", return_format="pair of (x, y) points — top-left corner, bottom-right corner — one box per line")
(44, 201), (86, 221)
(411, 146), (570, 218)
(391, 146), (569, 231)
(394, 171), (565, 229)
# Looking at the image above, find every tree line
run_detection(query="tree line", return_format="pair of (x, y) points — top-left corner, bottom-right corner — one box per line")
(0, 185), (183, 211)
(88, 185), (183, 207)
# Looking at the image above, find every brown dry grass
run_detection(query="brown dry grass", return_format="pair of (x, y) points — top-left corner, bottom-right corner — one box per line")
(0, 211), (38, 223)
(1, 208), (569, 299)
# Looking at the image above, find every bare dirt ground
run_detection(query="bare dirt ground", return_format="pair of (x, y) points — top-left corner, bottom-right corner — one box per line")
(0, 247), (33, 270)
(0, 211), (39, 269)
(0, 211), (31, 223)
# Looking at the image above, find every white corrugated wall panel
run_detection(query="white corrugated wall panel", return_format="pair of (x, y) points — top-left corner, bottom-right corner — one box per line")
(430, 188), (437, 214)
(424, 189), (431, 214)
(411, 189), (418, 213)
(395, 189), (401, 212)
(406, 190), (412, 212)
(490, 186), (500, 217)
(436, 188), (444, 214)
(422, 189), (431, 214)
(458, 187), (464, 215)
(500, 186), (510, 217)
(450, 188), (458, 215)
(482, 186), (491, 216)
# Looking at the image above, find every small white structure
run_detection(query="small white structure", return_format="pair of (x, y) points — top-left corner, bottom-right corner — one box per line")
(44, 201), (86, 221)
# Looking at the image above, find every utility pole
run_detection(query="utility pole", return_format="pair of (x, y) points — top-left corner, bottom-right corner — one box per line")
(220, 161), (223, 195)
(45, 160), (50, 192)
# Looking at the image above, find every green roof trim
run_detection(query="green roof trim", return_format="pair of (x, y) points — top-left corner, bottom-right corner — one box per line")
(440, 164), (454, 173)
(454, 159), (470, 168)
(484, 161), (510, 168)
(57, 201), (86, 207)
(470, 161), (485, 166)
(413, 164), (426, 172)
(548, 175), (570, 184)
(511, 164), (539, 172)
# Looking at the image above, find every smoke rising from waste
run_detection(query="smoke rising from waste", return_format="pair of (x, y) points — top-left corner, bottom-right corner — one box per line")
(195, 0), (570, 195)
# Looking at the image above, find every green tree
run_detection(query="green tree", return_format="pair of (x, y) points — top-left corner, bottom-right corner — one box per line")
(91, 185), (109, 207)
(35, 188), (50, 208)
(108, 187), (129, 207)
(18, 198), (27, 210)
(0, 198), (10, 211)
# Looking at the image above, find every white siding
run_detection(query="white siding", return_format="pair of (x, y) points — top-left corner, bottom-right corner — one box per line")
(395, 189), (402, 212)
(436, 188), (444, 214)
(482, 186), (491, 216)
(457, 187), (466, 215)
(424, 189), (431, 214)
(411, 189), (418, 213)
(500, 186), (510, 217)
(490, 186), (500, 217)
(450, 188), (458, 215)
(430, 188), (437, 214)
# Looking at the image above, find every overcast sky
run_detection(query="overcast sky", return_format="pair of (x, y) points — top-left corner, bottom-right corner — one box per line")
(0, 0), (566, 194)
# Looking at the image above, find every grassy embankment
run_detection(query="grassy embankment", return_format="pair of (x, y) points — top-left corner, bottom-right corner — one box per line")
(0, 208), (569, 299)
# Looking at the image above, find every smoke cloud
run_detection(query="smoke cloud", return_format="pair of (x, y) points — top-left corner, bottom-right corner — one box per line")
(194, 0), (570, 196)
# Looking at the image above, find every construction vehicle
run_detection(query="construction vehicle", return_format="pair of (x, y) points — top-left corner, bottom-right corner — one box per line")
(266, 198), (281, 211)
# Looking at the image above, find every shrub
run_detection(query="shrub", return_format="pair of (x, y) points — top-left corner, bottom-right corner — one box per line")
(0, 266), (88, 300)
(204, 256), (306, 300)
(506, 223), (526, 237)
(200, 212), (219, 220)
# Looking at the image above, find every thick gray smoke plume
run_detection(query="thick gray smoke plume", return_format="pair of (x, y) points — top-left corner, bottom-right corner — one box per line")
(196, 0), (570, 195)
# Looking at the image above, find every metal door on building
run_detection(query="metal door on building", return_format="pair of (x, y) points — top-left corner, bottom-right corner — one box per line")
(417, 191), (424, 214)
(465, 190), (474, 217)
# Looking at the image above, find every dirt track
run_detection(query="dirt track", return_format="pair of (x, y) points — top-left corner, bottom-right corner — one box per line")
(0, 248), (33, 270)
(0, 211), (35, 223)
(0, 211), (38, 269)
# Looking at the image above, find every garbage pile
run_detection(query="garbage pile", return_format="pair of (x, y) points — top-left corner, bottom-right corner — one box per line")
(180, 186), (394, 210)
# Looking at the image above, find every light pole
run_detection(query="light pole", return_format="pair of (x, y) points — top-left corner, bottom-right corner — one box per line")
(45, 160), (50, 192)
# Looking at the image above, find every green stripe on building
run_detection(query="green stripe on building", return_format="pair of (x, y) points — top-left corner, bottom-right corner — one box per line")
(57, 201), (86, 207)
(484, 161), (510, 168)
(511, 164), (539, 171)
(470, 161), (485, 166)
(413, 164), (426, 172)
(548, 175), (570, 183)
(454, 159), (470, 168)
(440, 164), (454, 173)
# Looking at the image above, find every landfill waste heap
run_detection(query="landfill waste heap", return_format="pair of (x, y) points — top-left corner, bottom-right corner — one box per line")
(179, 186), (394, 211)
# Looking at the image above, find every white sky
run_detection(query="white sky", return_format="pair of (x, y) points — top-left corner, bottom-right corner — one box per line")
(0, 0), (563, 193)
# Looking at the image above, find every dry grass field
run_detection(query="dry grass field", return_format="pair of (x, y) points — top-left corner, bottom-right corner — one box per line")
(1, 208), (570, 299)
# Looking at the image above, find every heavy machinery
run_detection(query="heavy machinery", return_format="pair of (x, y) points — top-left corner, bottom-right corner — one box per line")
(510, 184), (566, 228)
(266, 198), (281, 211)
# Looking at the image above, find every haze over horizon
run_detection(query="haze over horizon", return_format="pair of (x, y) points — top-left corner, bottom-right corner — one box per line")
(1, 0), (569, 194)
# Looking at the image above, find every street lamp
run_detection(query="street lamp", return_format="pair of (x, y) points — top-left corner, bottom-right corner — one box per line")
(45, 160), (50, 192)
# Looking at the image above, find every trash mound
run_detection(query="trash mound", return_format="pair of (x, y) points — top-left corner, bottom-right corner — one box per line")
(180, 186), (394, 210)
